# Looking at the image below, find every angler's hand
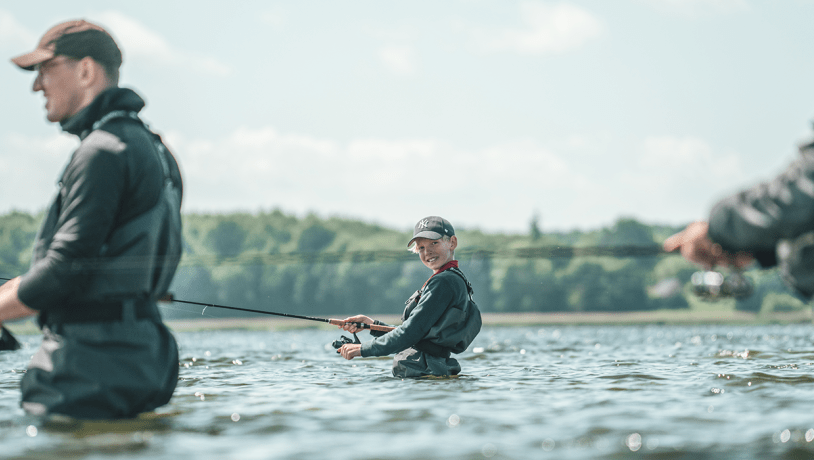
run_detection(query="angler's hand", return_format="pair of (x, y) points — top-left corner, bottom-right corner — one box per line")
(663, 221), (753, 269)
(339, 315), (373, 333)
(339, 343), (362, 360)
(0, 277), (37, 323)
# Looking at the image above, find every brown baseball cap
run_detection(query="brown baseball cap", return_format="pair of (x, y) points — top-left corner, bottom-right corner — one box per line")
(11, 19), (122, 71)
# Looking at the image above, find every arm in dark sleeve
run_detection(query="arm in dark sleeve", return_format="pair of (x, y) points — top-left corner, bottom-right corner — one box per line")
(708, 148), (814, 266)
(369, 319), (394, 338)
(361, 277), (454, 357)
(18, 138), (126, 311)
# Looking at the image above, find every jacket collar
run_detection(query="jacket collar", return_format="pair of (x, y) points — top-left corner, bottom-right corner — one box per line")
(60, 87), (146, 139)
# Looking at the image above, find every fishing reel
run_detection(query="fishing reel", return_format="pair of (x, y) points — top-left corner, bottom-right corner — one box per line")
(331, 333), (360, 353)
(691, 270), (754, 300)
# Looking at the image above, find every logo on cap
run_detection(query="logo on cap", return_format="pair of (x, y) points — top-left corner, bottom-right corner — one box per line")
(418, 219), (429, 229)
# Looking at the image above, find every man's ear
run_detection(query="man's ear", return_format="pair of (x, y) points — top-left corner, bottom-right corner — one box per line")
(76, 57), (103, 89)
(449, 235), (458, 251)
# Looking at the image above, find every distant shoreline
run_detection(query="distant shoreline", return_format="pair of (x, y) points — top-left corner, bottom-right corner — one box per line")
(162, 309), (812, 332)
(4, 310), (810, 336)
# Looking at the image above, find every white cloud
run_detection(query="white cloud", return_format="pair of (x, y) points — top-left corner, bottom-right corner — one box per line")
(0, 10), (36, 52)
(163, 127), (587, 231)
(639, 0), (750, 17)
(89, 11), (231, 76)
(379, 45), (418, 76)
(260, 7), (287, 29)
(638, 136), (743, 184)
(348, 139), (437, 161)
(0, 123), (751, 232)
(0, 127), (738, 232)
(477, 2), (603, 55)
(0, 10), (230, 76)
(0, 132), (77, 212)
(594, 135), (749, 224)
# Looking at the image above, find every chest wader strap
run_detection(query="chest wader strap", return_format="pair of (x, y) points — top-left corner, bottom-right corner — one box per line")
(412, 267), (475, 358)
(93, 111), (177, 189)
(41, 110), (182, 326)
(448, 266), (475, 301)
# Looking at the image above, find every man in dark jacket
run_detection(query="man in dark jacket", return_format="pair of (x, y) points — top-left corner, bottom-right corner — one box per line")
(0, 19), (183, 419)
(664, 134), (814, 298)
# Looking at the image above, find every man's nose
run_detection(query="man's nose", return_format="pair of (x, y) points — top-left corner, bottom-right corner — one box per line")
(32, 73), (43, 92)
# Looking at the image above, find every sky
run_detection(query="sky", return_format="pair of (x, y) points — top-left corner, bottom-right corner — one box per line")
(1, 1), (814, 234)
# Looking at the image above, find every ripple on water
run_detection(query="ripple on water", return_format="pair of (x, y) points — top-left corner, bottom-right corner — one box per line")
(2, 325), (814, 460)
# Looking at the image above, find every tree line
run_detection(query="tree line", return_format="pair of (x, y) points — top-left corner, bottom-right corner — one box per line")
(0, 210), (806, 319)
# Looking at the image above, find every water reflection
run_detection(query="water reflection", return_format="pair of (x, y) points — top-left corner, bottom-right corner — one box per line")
(0, 324), (813, 459)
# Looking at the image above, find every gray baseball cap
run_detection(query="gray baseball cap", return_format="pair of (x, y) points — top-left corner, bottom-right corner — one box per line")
(408, 216), (454, 248)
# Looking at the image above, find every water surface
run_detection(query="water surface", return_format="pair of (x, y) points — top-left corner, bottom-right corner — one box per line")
(1, 324), (813, 459)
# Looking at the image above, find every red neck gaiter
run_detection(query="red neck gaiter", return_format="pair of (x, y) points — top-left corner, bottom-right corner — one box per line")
(422, 260), (459, 290)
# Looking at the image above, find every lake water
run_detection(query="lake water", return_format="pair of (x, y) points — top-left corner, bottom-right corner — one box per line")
(1, 323), (813, 460)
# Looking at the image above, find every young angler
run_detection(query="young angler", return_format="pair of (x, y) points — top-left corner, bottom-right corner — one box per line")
(337, 216), (482, 378)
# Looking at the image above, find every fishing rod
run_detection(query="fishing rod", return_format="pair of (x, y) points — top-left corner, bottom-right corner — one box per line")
(0, 275), (390, 351)
(158, 293), (394, 333)
(158, 294), (391, 351)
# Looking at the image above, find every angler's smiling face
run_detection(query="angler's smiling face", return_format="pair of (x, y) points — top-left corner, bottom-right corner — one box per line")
(413, 236), (457, 272)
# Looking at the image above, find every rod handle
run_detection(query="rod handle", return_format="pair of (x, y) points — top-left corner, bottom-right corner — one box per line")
(328, 319), (394, 332)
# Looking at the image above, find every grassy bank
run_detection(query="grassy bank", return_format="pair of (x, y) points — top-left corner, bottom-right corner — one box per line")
(162, 309), (812, 332)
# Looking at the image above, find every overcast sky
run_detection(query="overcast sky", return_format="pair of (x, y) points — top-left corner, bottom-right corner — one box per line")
(2, 1), (813, 234)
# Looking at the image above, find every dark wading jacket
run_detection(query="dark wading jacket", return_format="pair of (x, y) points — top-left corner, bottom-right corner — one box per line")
(708, 136), (814, 297)
(17, 87), (183, 322)
(361, 266), (482, 361)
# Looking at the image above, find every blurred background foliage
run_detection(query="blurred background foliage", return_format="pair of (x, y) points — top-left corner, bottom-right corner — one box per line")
(0, 210), (808, 319)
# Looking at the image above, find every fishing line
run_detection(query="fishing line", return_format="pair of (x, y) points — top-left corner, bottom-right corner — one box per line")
(175, 244), (670, 267)
(0, 245), (671, 274)
(153, 300), (219, 319)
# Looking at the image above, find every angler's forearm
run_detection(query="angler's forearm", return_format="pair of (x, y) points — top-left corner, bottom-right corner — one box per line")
(0, 277), (37, 323)
(708, 150), (814, 253)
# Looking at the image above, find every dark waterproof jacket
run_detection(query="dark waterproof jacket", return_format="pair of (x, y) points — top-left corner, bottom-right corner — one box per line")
(361, 267), (482, 359)
(708, 137), (814, 296)
(17, 87), (183, 320)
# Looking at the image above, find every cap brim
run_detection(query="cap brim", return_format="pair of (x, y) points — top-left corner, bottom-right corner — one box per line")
(11, 48), (55, 71)
(407, 231), (444, 248)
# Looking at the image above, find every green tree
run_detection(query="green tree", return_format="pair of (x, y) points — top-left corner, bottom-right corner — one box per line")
(529, 213), (542, 241)
(503, 262), (565, 311)
(0, 211), (39, 276)
(206, 220), (247, 257)
(297, 225), (336, 252)
(561, 260), (649, 312)
(599, 217), (655, 246)
(460, 254), (495, 312)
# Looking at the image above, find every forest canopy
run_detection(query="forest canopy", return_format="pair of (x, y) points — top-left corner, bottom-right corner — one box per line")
(0, 210), (806, 319)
